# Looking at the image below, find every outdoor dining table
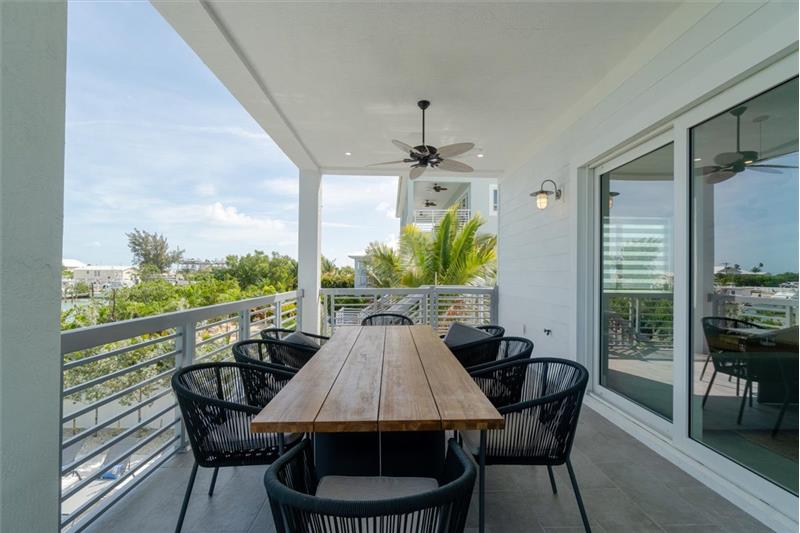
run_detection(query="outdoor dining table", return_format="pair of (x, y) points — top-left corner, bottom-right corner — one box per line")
(251, 324), (505, 532)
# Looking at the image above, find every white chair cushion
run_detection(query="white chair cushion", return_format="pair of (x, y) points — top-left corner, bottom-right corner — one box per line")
(443, 323), (491, 348)
(315, 475), (439, 501)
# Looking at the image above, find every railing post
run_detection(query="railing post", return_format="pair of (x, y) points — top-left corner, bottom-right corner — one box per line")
(431, 288), (439, 330)
(490, 286), (499, 325)
(175, 320), (196, 452)
(275, 299), (283, 330)
(238, 308), (250, 342)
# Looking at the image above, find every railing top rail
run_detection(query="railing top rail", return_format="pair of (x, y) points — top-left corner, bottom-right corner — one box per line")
(61, 291), (297, 355)
(320, 286), (495, 296)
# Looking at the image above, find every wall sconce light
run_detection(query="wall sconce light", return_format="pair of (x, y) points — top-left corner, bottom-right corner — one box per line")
(530, 179), (562, 210)
(608, 191), (619, 209)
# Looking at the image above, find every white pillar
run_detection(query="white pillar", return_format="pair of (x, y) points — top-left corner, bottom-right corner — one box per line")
(0, 2), (67, 531)
(297, 168), (322, 333)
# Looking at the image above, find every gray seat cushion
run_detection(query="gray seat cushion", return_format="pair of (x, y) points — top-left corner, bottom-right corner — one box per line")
(283, 331), (319, 348)
(444, 323), (491, 348)
(315, 475), (439, 501)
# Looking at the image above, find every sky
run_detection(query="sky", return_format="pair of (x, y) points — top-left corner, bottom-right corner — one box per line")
(63, 1), (399, 268)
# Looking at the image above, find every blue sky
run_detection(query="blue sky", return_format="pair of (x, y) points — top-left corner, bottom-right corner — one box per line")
(63, 1), (399, 268)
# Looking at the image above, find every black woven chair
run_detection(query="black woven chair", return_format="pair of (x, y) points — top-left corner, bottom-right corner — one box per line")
(464, 336), (533, 373)
(171, 362), (298, 533)
(259, 327), (329, 345)
(232, 339), (309, 373)
(449, 335), (532, 370)
(235, 337), (318, 371)
(361, 312), (414, 326)
(700, 317), (767, 411)
(477, 325), (505, 337)
(265, 437), (475, 533)
(466, 358), (591, 532)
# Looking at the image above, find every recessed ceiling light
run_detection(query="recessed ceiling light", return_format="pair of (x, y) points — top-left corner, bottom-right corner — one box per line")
(344, 152), (352, 156)
(693, 157), (702, 162)
(476, 153), (484, 158)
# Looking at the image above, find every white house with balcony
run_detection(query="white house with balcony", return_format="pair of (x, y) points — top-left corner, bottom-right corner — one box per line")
(1, 2), (798, 533)
(396, 176), (498, 234)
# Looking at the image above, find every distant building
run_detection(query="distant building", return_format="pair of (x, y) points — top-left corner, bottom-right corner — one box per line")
(73, 266), (138, 289)
(176, 258), (226, 272)
(349, 254), (370, 288)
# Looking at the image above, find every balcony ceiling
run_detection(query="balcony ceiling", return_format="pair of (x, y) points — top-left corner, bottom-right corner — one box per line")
(154, 1), (681, 176)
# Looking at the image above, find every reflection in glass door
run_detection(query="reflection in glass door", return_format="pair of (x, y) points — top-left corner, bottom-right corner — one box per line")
(690, 78), (798, 493)
(600, 143), (674, 420)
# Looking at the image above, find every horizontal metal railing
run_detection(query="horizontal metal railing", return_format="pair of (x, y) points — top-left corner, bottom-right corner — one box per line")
(710, 291), (798, 329)
(59, 291), (297, 532)
(320, 286), (497, 335)
(412, 208), (470, 231)
(604, 291), (674, 348)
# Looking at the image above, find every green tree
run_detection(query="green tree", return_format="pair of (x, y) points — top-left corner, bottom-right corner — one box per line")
(363, 206), (496, 287)
(126, 228), (185, 273)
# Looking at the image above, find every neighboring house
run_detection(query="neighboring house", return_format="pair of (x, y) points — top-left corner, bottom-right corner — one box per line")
(72, 266), (138, 289)
(395, 176), (498, 234)
(349, 253), (370, 288)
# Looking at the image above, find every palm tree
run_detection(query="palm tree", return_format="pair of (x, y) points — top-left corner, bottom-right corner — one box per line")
(363, 206), (496, 287)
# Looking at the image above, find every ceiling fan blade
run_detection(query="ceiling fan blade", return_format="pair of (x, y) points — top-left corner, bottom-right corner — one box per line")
(367, 160), (410, 167)
(747, 166), (781, 174)
(409, 166), (426, 180)
(750, 164), (798, 169)
(392, 140), (422, 155)
(436, 142), (475, 159)
(705, 170), (737, 184)
(696, 165), (723, 175)
(437, 159), (474, 173)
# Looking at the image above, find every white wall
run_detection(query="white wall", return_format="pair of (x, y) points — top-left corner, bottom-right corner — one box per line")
(0, 2), (67, 531)
(497, 1), (797, 358)
(496, 1), (798, 529)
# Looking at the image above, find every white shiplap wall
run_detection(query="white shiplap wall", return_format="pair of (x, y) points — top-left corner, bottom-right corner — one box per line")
(497, 1), (798, 361)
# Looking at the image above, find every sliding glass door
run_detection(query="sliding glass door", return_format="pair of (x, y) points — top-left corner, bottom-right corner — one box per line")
(599, 143), (674, 420)
(690, 78), (798, 493)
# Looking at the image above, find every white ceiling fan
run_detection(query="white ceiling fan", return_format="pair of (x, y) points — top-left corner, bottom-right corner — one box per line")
(369, 100), (475, 179)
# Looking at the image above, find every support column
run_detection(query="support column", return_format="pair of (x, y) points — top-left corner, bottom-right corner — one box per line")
(0, 2), (67, 531)
(297, 168), (322, 334)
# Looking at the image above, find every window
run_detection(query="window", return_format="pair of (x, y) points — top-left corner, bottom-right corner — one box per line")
(690, 78), (798, 493)
(599, 143), (674, 420)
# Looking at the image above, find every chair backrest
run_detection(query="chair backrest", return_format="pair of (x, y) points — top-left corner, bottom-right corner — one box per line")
(476, 325), (505, 337)
(361, 313), (414, 326)
(448, 335), (503, 368)
(235, 338), (317, 370)
(265, 438), (475, 533)
(464, 336), (534, 373)
(470, 357), (588, 464)
(171, 362), (294, 466)
(260, 328), (330, 345)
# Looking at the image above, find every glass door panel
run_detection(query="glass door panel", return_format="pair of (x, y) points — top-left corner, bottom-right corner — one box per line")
(600, 143), (675, 420)
(690, 78), (798, 493)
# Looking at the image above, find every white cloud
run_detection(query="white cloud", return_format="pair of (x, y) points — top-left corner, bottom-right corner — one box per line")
(375, 200), (398, 219)
(195, 183), (217, 197)
(261, 177), (299, 197)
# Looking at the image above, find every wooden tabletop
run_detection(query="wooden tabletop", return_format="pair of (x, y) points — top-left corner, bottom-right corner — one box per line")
(251, 325), (504, 433)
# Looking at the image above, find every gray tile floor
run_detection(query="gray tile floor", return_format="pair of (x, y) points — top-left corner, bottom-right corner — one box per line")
(83, 407), (773, 533)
